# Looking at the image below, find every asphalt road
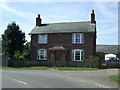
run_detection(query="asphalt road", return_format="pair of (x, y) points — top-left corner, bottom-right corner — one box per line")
(2, 69), (119, 88)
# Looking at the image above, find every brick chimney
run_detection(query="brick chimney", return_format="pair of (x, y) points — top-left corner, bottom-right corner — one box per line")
(91, 10), (96, 23)
(36, 14), (42, 26)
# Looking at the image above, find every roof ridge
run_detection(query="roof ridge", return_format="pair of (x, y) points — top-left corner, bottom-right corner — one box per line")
(96, 44), (118, 46)
(44, 21), (91, 25)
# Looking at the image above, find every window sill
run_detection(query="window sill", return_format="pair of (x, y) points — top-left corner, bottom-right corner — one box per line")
(38, 43), (48, 44)
(72, 60), (83, 62)
(72, 43), (84, 44)
(37, 59), (47, 61)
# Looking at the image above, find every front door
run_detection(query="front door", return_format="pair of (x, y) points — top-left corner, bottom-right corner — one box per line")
(55, 51), (65, 66)
(55, 51), (62, 61)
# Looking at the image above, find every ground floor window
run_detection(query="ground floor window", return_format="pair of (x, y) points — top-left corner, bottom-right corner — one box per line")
(37, 49), (47, 60)
(72, 49), (84, 61)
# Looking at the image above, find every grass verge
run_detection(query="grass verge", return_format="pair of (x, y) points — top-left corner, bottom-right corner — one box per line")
(1, 66), (49, 70)
(1, 66), (101, 70)
(108, 75), (120, 83)
(53, 67), (101, 70)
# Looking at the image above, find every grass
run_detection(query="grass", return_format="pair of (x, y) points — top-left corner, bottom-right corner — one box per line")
(0, 66), (101, 70)
(108, 75), (120, 83)
(53, 67), (101, 70)
(1, 66), (49, 70)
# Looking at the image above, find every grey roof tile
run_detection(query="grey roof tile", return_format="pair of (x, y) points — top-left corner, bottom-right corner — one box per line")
(96, 45), (120, 53)
(29, 21), (95, 34)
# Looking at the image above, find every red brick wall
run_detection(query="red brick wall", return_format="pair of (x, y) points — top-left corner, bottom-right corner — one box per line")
(30, 32), (96, 61)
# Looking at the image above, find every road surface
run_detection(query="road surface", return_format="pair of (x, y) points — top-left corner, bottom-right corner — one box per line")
(2, 69), (119, 88)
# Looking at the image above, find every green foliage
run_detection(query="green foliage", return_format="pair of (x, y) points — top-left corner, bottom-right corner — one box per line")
(86, 55), (100, 68)
(13, 42), (30, 60)
(2, 22), (26, 60)
(23, 42), (30, 60)
(88, 55), (99, 62)
(13, 51), (24, 60)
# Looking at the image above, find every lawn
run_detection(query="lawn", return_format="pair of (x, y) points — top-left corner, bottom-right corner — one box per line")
(1, 66), (101, 70)
(1, 66), (49, 70)
(108, 75), (120, 83)
(53, 67), (101, 70)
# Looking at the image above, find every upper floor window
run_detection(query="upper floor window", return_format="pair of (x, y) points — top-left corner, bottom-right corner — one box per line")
(38, 34), (47, 44)
(37, 49), (47, 60)
(72, 49), (84, 61)
(72, 33), (84, 44)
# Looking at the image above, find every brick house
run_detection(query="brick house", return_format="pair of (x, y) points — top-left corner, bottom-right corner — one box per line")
(29, 10), (96, 66)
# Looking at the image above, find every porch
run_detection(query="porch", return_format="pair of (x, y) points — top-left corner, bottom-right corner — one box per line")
(48, 46), (67, 66)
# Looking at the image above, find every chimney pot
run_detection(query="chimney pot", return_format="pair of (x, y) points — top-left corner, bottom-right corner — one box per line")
(36, 14), (42, 26)
(91, 10), (95, 23)
(92, 10), (94, 14)
(38, 14), (40, 18)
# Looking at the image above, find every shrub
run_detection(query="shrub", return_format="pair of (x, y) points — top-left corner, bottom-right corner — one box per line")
(86, 55), (99, 68)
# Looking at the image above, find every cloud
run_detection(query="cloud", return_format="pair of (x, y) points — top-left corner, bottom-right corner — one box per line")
(93, 2), (118, 44)
(1, 4), (23, 16)
(98, 26), (118, 37)
(97, 26), (118, 45)
(0, 2), (118, 44)
(97, 35), (118, 45)
(0, 0), (119, 2)
(0, 3), (35, 20)
(94, 2), (118, 23)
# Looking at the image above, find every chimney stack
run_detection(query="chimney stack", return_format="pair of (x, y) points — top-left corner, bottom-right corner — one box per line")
(91, 10), (96, 23)
(36, 14), (42, 26)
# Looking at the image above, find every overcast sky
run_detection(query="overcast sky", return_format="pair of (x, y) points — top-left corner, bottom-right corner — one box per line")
(0, 1), (119, 45)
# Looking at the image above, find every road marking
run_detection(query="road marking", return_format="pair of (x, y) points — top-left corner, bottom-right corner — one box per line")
(95, 84), (110, 88)
(14, 79), (28, 85)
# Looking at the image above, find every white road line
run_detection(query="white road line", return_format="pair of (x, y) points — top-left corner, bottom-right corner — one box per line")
(14, 79), (28, 85)
(95, 84), (110, 88)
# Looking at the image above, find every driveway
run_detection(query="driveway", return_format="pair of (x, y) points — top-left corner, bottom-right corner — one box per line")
(2, 69), (119, 88)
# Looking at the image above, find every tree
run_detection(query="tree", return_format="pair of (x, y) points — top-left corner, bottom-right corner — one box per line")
(23, 42), (30, 60)
(13, 42), (30, 60)
(2, 22), (26, 60)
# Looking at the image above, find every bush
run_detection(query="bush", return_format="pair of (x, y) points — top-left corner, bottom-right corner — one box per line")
(86, 55), (99, 68)
(13, 51), (25, 60)
(13, 42), (30, 61)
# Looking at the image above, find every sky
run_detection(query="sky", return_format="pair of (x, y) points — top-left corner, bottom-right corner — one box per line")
(0, 0), (119, 45)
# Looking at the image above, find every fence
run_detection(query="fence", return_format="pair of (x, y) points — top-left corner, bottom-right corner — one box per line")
(8, 59), (120, 68)
(106, 60), (120, 68)
(8, 60), (99, 68)
(0, 55), (8, 66)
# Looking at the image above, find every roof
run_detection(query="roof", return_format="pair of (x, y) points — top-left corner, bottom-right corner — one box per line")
(96, 45), (120, 53)
(29, 21), (96, 34)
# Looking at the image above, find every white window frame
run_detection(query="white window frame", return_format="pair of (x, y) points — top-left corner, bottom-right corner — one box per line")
(38, 34), (48, 44)
(37, 49), (47, 60)
(72, 49), (84, 61)
(72, 33), (84, 44)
